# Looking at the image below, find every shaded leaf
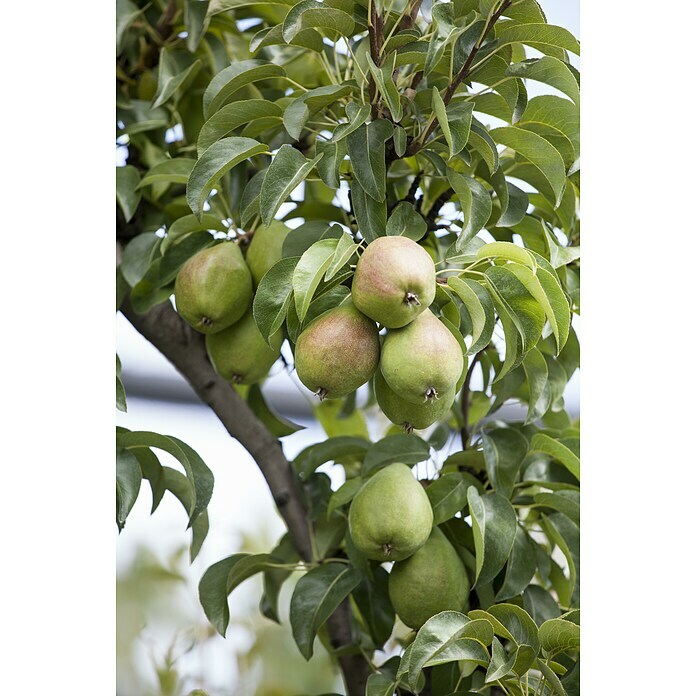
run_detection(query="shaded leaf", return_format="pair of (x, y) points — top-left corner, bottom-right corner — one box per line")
(116, 166), (141, 223)
(539, 618), (580, 656)
(152, 48), (202, 109)
(362, 434), (430, 476)
(448, 170), (492, 249)
(347, 120), (394, 202)
(294, 436), (370, 479)
(447, 277), (495, 355)
(495, 525), (537, 601)
(290, 563), (362, 660)
(260, 144), (323, 226)
(284, 84), (352, 140)
(351, 179), (387, 243)
(138, 158), (196, 188)
(293, 238), (340, 321)
(530, 433), (579, 480)
(426, 473), (474, 525)
(467, 488), (517, 587)
(482, 427), (528, 498)
(187, 136), (266, 219)
(386, 201), (427, 241)
(253, 256), (300, 343)
(116, 448), (142, 530)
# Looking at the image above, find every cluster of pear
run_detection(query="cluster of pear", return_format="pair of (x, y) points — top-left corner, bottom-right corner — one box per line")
(349, 463), (470, 629)
(174, 223), (289, 384)
(296, 235), (464, 431)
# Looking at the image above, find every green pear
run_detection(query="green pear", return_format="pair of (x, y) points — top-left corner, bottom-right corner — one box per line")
(380, 309), (464, 404)
(245, 220), (290, 287)
(174, 242), (252, 334)
(351, 236), (436, 328)
(374, 370), (455, 432)
(388, 526), (470, 629)
(348, 463), (433, 562)
(205, 309), (283, 384)
(294, 302), (380, 400)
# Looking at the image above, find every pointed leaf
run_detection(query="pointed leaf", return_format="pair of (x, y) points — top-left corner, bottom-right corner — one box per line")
(316, 138), (347, 188)
(187, 136), (266, 219)
(482, 427), (528, 498)
(203, 60), (286, 117)
(367, 52), (402, 121)
(290, 563), (362, 660)
(386, 201), (427, 241)
(293, 238), (340, 321)
(362, 434), (430, 476)
(284, 84), (352, 140)
(494, 23), (580, 56)
(448, 170), (492, 249)
(152, 48), (202, 108)
(347, 120), (394, 202)
(351, 179), (387, 243)
(283, 0), (355, 42)
(530, 433), (580, 480)
(490, 126), (566, 207)
(467, 488), (517, 587)
(116, 166), (141, 223)
(138, 158), (196, 188)
(538, 618), (580, 655)
(447, 277), (495, 355)
(253, 256), (301, 343)
(260, 144), (323, 225)
(426, 473), (475, 525)
(116, 448), (142, 529)
(197, 100), (282, 154)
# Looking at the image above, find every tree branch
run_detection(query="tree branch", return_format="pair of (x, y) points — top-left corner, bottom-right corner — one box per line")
(398, 0), (423, 32)
(460, 350), (483, 450)
(407, 0), (512, 156)
(120, 296), (370, 695)
(367, 0), (384, 119)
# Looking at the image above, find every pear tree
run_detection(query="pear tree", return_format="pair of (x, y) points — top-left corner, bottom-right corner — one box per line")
(117, 0), (580, 694)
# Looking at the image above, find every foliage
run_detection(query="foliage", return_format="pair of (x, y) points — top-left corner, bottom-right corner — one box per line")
(117, 0), (580, 693)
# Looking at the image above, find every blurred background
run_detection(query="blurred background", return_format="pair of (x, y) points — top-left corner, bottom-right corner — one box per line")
(116, 2), (579, 694)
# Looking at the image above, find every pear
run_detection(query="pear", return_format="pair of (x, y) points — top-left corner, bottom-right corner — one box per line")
(245, 220), (290, 287)
(174, 242), (252, 334)
(388, 526), (470, 629)
(380, 309), (464, 404)
(351, 236), (436, 329)
(348, 463), (433, 562)
(374, 370), (455, 432)
(294, 302), (380, 400)
(205, 309), (283, 384)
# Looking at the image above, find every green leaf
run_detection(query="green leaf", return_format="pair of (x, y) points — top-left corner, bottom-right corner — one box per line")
(253, 256), (300, 343)
(520, 94), (579, 160)
(116, 431), (214, 525)
(262, 533), (299, 623)
(366, 673), (397, 696)
(116, 355), (127, 412)
(284, 84), (352, 140)
(393, 125), (407, 157)
(447, 277), (495, 355)
(184, 0), (209, 52)
(468, 122), (499, 174)
(474, 603), (540, 674)
(325, 232), (358, 281)
(187, 136), (266, 219)
(521, 346), (551, 422)
(508, 57), (579, 106)
(294, 436), (370, 479)
(539, 618), (580, 655)
(467, 487), (517, 587)
(489, 126), (566, 207)
(536, 658), (569, 696)
(347, 120), (394, 202)
(203, 60), (286, 118)
(197, 100), (282, 154)
(541, 513), (579, 607)
(283, 221), (341, 257)
(260, 144), (323, 226)
(494, 23), (580, 56)
(316, 138), (347, 188)
(116, 0), (142, 54)
(293, 238), (340, 321)
(290, 563), (362, 660)
(247, 384), (304, 437)
(362, 434), (430, 476)
(352, 565), (395, 647)
(534, 491), (580, 526)
(152, 48), (202, 109)
(405, 611), (484, 690)
(120, 232), (160, 287)
(116, 166), (141, 223)
(283, 0), (355, 42)
(476, 241), (536, 270)
(367, 52), (402, 122)
(162, 214), (226, 251)
(426, 473), (474, 525)
(116, 448), (142, 530)
(138, 158), (196, 188)
(327, 476), (363, 516)
(484, 265), (546, 353)
(350, 179), (387, 243)
(333, 103), (371, 141)
(448, 170), (492, 249)
(485, 636), (516, 682)
(386, 201), (427, 241)
(530, 433), (580, 480)
(199, 553), (277, 635)
(495, 525), (537, 601)
(524, 585), (562, 626)
(482, 427), (528, 498)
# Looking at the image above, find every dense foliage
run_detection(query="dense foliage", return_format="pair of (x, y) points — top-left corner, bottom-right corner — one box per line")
(116, 0), (580, 694)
